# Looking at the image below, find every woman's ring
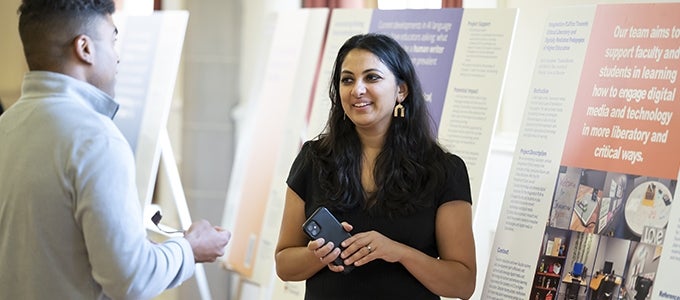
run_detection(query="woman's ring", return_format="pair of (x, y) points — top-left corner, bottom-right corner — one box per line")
(366, 245), (372, 253)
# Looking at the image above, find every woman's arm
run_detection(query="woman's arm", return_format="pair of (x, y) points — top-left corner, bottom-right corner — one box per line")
(406, 200), (476, 298)
(275, 188), (341, 281)
(341, 200), (477, 298)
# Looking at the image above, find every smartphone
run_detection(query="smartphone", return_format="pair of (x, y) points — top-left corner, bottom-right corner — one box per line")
(302, 206), (354, 273)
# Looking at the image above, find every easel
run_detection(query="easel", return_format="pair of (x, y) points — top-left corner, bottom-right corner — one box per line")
(111, 11), (213, 300)
(148, 130), (212, 300)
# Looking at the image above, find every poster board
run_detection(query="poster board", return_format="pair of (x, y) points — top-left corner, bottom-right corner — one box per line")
(221, 7), (517, 300)
(265, 7), (516, 300)
(111, 11), (212, 300)
(220, 8), (329, 284)
(483, 3), (680, 300)
(437, 9), (517, 214)
(305, 8), (517, 214)
(112, 11), (188, 209)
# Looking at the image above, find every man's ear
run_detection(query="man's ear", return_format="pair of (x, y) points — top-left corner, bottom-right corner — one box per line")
(73, 34), (95, 65)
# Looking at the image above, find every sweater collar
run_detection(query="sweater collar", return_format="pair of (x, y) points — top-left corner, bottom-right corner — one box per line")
(21, 71), (119, 119)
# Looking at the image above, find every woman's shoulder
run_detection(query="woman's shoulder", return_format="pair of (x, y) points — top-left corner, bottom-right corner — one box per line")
(438, 151), (472, 204)
(301, 137), (333, 156)
(426, 146), (467, 169)
(301, 139), (320, 148)
(433, 151), (469, 183)
(442, 151), (466, 167)
(292, 139), (327, 169)
(299, 139), (321, 155)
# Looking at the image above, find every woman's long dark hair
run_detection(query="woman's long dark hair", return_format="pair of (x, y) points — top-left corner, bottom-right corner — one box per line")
(311, 33), (449, 217)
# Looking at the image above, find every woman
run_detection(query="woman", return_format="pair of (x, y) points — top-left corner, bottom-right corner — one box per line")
(275, 33), (476, 300)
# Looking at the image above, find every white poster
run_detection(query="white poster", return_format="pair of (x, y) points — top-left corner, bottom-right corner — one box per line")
(482, 5), (595, 300)
(484, 3), (680, 300)
(112, 11), (189, 208)
(220, 8), (329, 288)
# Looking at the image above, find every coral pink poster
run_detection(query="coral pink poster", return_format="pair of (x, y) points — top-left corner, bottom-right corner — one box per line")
(562, 4), (680, 179)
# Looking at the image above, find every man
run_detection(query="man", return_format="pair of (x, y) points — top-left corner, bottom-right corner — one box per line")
(0, 1), (231, 299)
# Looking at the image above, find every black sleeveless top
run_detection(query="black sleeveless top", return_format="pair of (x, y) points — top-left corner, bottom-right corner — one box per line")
(287, 140), (472, 300)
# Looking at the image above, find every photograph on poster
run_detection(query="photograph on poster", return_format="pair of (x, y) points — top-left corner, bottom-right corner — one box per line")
(622, 242), (659, 300)
(529, 226), (661, 300)
(530, 162), (675, 299)
(531, 226), (571, 300)
(587, 236), (629, 300)
(569, 169), (606, 234)
(548, 166), (676, 244)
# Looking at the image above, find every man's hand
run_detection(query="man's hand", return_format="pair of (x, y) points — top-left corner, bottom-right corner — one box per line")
(183, 220), (231, 263)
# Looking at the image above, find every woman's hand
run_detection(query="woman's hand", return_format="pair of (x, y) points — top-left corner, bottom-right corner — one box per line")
(308, 222), (356, 273)
(307, 238), (342, 267)
(338, 223), (405, 267)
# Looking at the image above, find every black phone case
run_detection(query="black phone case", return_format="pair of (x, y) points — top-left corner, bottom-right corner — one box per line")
(302, 206), (354, 273)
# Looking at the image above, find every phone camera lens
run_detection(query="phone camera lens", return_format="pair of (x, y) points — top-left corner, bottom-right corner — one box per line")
(307, 222), (320, 236)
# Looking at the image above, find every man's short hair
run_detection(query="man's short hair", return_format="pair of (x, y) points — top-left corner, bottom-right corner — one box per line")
(17, 0), (116, 70)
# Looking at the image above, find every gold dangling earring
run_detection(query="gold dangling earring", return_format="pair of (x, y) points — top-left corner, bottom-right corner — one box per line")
(393, 103), (404, 118)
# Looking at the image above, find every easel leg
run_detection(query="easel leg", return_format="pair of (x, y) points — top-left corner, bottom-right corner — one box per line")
(159, 130), (212, 300)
